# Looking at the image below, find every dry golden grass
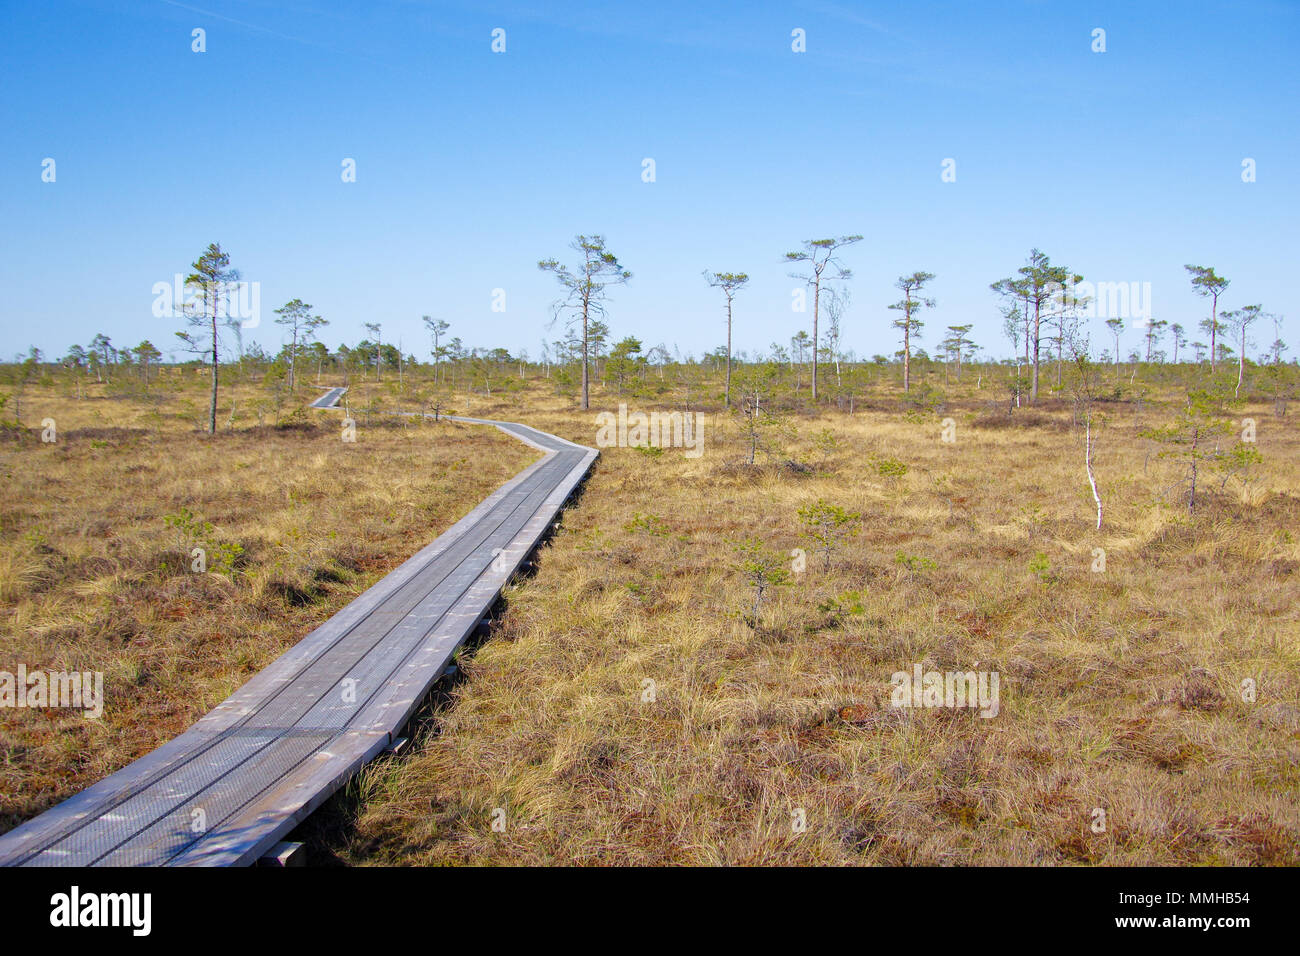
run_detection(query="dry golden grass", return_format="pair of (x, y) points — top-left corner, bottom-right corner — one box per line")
(3, 366), (1297, 866)
(324, 378), (1299, 866)
(0, 374), (534, 831)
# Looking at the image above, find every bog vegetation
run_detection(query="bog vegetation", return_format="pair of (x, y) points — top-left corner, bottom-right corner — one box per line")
(1, 240), (1297, 863)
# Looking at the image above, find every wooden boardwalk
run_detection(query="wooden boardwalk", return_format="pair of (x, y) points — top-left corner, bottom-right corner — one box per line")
(308, 386), (347, 409)
(0, 414), (597, 866)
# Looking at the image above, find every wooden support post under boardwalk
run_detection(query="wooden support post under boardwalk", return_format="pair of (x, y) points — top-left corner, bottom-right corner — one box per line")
(257, 842), (306, 867)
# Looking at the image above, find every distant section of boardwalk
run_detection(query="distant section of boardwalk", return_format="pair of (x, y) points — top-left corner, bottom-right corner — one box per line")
(308, 386), (347, 409)
(0, 414), (597, 866)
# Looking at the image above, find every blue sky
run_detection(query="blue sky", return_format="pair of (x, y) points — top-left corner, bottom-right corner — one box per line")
(1, 0), (1296, 364)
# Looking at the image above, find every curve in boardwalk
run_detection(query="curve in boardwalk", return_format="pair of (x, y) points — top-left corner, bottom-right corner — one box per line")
(0, 415), (597, 867)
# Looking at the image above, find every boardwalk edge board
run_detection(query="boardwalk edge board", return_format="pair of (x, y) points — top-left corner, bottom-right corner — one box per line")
(0, 412), (597, 867)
